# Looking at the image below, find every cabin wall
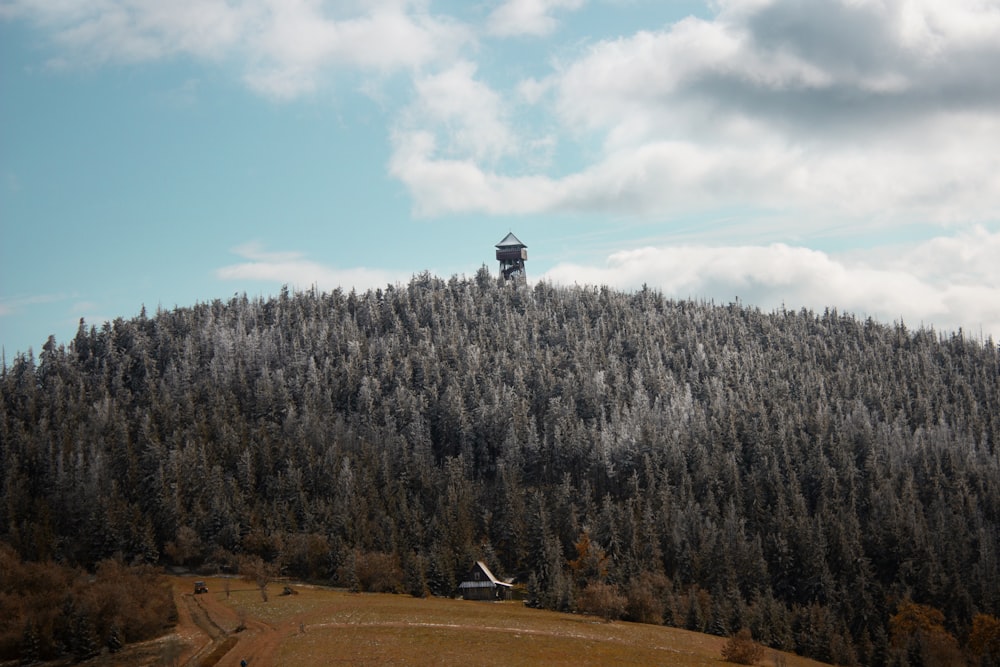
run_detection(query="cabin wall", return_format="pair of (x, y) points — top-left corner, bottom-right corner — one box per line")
(462, 586), (495, 601)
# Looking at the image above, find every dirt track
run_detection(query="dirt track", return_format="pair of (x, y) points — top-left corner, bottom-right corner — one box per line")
(171, 582), (286, 667)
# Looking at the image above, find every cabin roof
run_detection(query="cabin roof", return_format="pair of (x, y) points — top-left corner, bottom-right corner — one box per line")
(495, 232), (526, 249)
(457, 560), (513, 589)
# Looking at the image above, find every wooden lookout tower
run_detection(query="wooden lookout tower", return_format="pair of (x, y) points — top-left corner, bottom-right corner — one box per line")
(496, 232), (527, 284)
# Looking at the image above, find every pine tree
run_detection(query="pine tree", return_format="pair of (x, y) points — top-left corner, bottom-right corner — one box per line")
(19, 620), (40, 664)
(70, 611), (99, 661)
(106, 623), (123, 653)
(403, 552), (428, 598)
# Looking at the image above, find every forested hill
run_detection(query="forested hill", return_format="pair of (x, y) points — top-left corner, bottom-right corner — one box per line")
(3, 272), (1000, 665)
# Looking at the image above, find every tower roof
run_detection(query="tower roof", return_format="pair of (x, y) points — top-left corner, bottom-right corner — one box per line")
(495, 232), (526, 248)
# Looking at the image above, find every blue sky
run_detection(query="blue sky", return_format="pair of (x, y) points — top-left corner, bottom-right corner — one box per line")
(3, 0), (1000, 358)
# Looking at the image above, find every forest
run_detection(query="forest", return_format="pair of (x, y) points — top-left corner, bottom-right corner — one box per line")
(2, 270), (999, 665)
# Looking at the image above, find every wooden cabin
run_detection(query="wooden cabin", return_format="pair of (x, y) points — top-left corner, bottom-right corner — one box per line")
(458, 561), (513, 601)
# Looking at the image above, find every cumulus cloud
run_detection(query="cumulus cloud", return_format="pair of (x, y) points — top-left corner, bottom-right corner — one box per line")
(541, 226), (1000, 339)
(242, 2), (470, 98)
(406, 61), (516, 163)
(389, 130), (566, 216)
(390, 0), (1000, 227)
(487, 0), (586, 37)
(216, 242), (408, 292)
(1, 0), (470, 99)
(390, 59), (563, 214)
(1, 0), (245, 65)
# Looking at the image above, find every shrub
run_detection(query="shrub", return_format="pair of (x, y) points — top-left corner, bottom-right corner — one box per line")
(969, 613), (1000, 664)
(624, 571), (670, 625)
(889, 600), (963, 667)
(722, 628), (765, 665)
(0, 549), (174, 663)
(576, 582), (626, 622)
(338, 551), (404, 594)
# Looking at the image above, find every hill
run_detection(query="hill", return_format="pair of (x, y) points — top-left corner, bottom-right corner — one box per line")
(2, 273), (999, 665)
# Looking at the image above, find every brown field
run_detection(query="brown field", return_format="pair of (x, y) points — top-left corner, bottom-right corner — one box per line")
(86, 576), (832, 666)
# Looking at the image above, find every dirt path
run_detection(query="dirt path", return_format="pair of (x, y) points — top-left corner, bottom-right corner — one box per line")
(197, 592), (281, 667)
(181, 592), (236, 665)
(166, 582), (286, 667)
(168, 586), (212, 665)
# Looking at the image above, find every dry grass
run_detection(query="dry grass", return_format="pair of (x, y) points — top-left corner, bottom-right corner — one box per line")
(212, 583), (830, 667)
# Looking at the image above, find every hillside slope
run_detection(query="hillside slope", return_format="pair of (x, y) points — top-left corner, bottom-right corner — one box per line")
(166, 576), (833, 667)
(2, 274), (999, 665)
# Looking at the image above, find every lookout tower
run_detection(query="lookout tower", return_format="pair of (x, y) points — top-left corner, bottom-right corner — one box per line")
(496, 232), (527, 283)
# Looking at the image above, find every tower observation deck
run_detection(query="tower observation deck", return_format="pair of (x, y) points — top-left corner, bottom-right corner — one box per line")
(495, 233), (527, 283)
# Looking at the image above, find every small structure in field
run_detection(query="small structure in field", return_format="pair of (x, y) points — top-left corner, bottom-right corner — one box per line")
(458, 561), (513, 601)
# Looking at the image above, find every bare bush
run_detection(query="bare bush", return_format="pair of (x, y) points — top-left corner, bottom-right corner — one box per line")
(356, 551), (404, 593)
(0, 547), (175, 663)
(722, 628), (765, 665)
(240, 556), (279, 602)
(577, 582), (626, 622)
(625, 572), (670, 625)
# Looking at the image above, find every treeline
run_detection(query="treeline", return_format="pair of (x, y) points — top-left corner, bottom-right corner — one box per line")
(2, 271), (999, 665)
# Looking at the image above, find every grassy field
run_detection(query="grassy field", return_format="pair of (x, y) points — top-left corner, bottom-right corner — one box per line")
(200, 578), (830, 667)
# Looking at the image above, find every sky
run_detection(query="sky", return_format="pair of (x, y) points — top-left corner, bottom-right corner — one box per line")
(3, 0), (1000, 359)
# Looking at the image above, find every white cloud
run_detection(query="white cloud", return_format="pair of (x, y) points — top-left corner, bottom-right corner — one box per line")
(517, 76), (550, 105)
(3, 0), (471, 99)
(389, 130), (565, 216)
(242, 2), (470, 98)
(540, 227), (1000, 339)
(216, 242), (408, 292)
(5, 0), (246, 63)
(487, 0), (586, 37)
(407, 61), (515, 163)
(390, 59), (561, 213)
(390, 0), (1000, 229)
(895, 226), (1000, 286)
